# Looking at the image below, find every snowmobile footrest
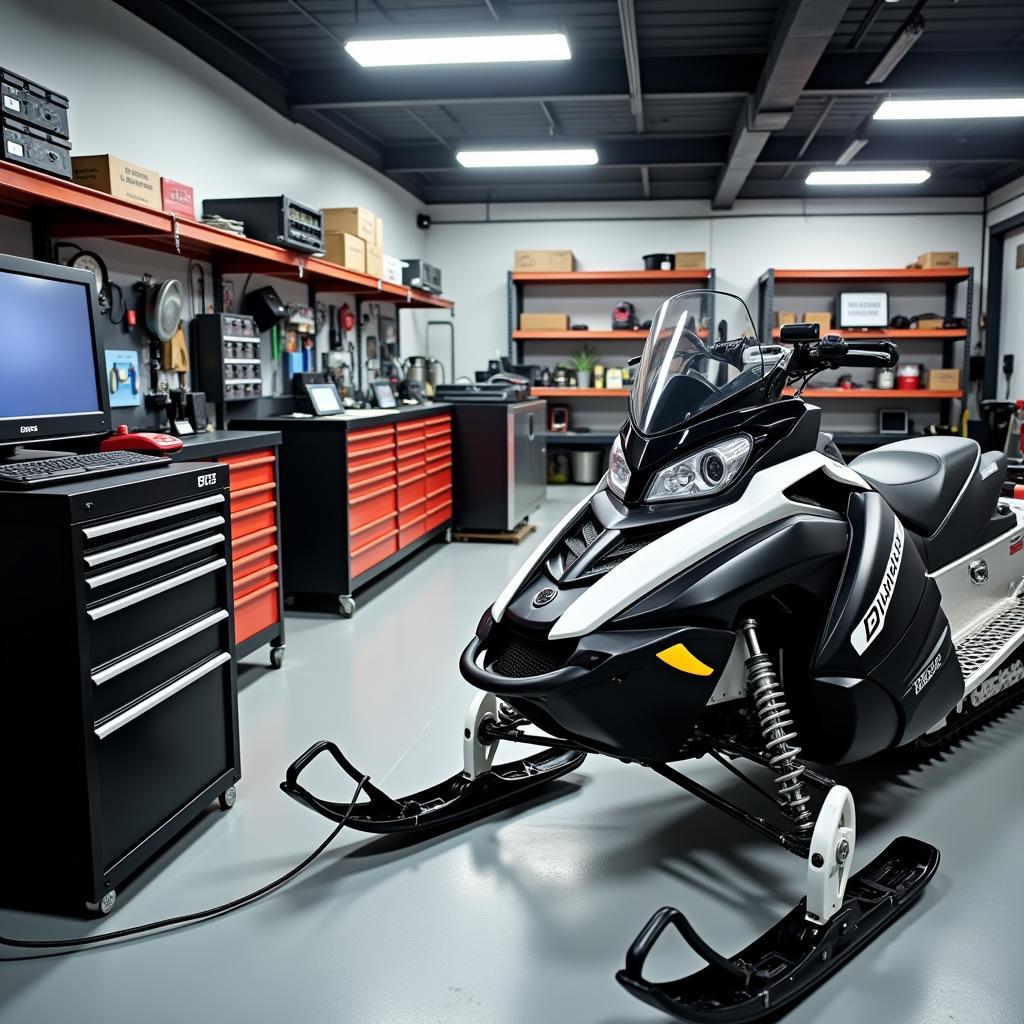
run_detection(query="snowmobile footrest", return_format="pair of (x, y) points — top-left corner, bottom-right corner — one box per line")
(616, 836), (939, 1024)
(281, 739), (586, 834)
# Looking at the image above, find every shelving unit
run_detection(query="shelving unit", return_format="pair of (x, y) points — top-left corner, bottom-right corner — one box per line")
(0, 162), (453, 309)
(759, 266), (972, 448)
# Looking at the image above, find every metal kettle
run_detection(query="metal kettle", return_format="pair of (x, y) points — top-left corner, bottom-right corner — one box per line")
(403, 356), (429, 387)
(426, 357), (445, 390)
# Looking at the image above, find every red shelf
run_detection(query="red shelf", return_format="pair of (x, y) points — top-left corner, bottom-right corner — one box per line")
(769, 267), (969, 284)
(771, 328), (966, 341)
(512, 269), (711, 285)
(533, 387), (629, 398)
(785, 388), (963, 399)
(514, 329), (648, 340)
(0, 162), (453, 309)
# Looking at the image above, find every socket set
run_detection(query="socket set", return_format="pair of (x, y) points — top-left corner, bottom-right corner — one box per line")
(1, 68), (72, 179)
(191, 313), (264, 402)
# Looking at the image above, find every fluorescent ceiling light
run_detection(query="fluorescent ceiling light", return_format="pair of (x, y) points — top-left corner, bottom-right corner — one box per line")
(835, 137), (870, 166)
(456, 148), (599, 168)
(345, 32), (570, 67)
(874, 97), (1024, 120)
(806, 169), (931, 186)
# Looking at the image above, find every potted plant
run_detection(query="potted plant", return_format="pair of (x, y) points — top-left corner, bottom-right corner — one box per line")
(570, 345), (597, 388)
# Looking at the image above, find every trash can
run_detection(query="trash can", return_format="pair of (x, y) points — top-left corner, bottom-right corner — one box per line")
(570, 449), (603, 485)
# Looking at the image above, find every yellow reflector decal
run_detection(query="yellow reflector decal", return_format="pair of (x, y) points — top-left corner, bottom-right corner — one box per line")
(656, 643), (715, 677)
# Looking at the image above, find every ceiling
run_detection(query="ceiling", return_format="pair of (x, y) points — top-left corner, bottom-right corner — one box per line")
(115, 0), (1024, 206)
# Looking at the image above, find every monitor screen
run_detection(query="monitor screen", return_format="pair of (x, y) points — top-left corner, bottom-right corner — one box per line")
(306, 382), (343, 416)
(0, 269), (103, 425)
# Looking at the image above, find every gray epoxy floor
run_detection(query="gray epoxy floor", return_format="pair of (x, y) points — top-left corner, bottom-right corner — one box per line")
(2, 485), (1024, 1024)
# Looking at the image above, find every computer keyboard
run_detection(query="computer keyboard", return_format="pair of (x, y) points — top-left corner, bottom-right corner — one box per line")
(0, 450), (171, 488)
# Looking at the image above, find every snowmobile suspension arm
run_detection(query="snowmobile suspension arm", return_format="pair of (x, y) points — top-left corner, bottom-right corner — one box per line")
(651, 763), (811, 857)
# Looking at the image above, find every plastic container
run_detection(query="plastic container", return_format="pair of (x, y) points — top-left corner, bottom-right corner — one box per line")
(896, 364), (921, 390)
(642, 253), (674, 271)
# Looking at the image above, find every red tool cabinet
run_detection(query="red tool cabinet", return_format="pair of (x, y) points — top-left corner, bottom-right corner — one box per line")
(233, 407), (453, 617)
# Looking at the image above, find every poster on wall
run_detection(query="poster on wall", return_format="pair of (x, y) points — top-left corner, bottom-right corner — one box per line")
(104, 349), (141, 407)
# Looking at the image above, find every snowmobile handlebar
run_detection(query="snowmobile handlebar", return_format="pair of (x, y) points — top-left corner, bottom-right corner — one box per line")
(782, 323), (899, 378)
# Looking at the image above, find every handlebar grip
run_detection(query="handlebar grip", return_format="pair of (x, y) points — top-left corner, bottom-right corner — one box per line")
(843, 341), (899, 368)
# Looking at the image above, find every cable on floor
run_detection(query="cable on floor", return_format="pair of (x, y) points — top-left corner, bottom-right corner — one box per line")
(0, 776), (367, 957)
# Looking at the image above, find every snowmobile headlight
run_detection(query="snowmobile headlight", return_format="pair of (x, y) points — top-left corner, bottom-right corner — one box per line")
(608, 435), (631, 499)
(645, 435), (752, 503)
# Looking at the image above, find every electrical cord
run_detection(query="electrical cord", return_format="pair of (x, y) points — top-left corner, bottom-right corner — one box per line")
(0, 776), (366, 956)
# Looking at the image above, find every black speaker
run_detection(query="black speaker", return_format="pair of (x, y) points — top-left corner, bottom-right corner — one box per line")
(186, 392), (208, 432)
(416, 213), (431, 230)
(243, 285), (287, 331)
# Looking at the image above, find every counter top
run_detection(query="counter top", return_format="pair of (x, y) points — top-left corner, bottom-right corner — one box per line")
(168, 429), (283, 460)
(232, 403), (453, 432)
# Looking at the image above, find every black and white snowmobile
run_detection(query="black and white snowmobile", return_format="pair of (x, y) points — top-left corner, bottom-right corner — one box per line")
(283, 290), (1024, 1022)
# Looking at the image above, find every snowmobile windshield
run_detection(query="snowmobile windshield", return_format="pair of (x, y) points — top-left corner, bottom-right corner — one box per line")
(630, 290), (764, 436)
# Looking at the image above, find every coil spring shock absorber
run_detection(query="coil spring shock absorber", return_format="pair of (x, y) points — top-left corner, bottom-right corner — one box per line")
(740, 618), (814, 830)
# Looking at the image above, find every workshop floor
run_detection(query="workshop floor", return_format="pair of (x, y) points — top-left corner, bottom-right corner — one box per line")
(2, 484), (1023, 1024)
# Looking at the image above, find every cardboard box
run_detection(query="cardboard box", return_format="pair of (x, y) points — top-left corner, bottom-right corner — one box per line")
(803, 311), (832, 333)
(373, 215), (383, 249)
(365, 244), (383, 279)
(913, 316), (945, 331)
(926, 368), (961, 390)
(161, 178), (195, 218)
(674, 251), (707, 269)
(322, 206), (376, 242)
(519, 312), (570, 331)
(773, 310), (797, 327)
(324, 232), (366, 274)
(918, 251), (958, 269)
(382, 254), (405, 285)
(72, 154), (162, 209)
(514, 249), (574, 272)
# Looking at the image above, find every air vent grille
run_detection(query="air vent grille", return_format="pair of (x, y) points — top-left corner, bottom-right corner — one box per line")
(592, 536), (654, 574)
(563, 516), (602, 569)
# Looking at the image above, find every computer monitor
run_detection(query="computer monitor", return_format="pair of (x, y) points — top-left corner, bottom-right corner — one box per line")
(0, 253), (110, 447)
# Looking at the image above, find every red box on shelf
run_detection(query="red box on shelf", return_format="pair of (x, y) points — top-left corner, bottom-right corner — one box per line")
(161, 178), (195, 218)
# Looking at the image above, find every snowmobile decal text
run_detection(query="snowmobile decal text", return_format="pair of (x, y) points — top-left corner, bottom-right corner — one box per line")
(851, 519), (905, 656)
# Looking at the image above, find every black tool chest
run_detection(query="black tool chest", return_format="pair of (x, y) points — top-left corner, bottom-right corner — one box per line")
(0, 463), (240, 913)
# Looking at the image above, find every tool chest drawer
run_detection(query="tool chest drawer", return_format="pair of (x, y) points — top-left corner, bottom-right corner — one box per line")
(91, 610), (229, 722)
(350, 481), (398, 532)
(94, 653), (233, 870)
(351, 528), (398, 579)
(220, 449), (276, 491)
(348, 426), (395, 459)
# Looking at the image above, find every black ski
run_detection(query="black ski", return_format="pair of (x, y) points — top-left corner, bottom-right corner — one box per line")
(282, 739), (586, 834)
(616, 836), (939, 1024)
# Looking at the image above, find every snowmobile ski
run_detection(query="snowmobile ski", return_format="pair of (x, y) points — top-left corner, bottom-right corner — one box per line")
(281, 739), (586, 834)
(616, 836), (939, 1024)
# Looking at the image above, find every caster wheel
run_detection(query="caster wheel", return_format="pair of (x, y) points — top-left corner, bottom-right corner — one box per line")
(338, 595), (356, 618)
(443, 528), (453, 544)
(219, 785), (237, 811)
(86, 890), (117, 916)
(270, 645), (285, 669)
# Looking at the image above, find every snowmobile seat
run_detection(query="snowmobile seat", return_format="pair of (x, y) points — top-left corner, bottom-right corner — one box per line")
(850, 436), (1012, 570)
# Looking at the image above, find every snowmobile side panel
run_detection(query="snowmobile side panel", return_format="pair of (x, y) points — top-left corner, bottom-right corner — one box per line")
(616, 836), (939, 1024)
(805, 491), (964, 761)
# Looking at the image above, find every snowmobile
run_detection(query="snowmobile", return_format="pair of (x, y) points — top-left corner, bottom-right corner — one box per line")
(282, 290), (1024, 1022)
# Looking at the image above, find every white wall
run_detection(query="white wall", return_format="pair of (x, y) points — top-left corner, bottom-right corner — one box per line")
(423, 197), (984, 432)
(0, 0), (432, 423)
(983, 172), (1024, 399)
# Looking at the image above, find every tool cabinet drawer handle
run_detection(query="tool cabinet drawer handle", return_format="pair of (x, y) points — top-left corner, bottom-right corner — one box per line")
(86, 534), (225, 589)
(349, 470), (395, 493)
(94, 652), (231, 740)
(348, 441), (394, 459)
(351, 528), (398, 557)
(91, 610), (229, 686)
(226, 455), (275, 471)
(84, 515), (226, 567)
(348, 454), (394, 474)
(235, 579), (279, 609)
(88, 559), (227, 620)
(232, 524), (277, 549)
(231, 499), (277, 522)
(350, 483), (397, 506)
(83, 495), (225, 539)
(231, 481), (276, 500)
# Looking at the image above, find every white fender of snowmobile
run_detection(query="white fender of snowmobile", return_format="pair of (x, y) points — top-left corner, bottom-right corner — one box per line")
(549, 451), (867, 640)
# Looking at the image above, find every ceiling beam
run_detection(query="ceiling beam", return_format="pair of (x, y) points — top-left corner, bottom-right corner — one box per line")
(617, 0), (644, 132)
(713, 0), (853, 209)
(289, 50), (1024, 111)
(381, 131), (1024, 173)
